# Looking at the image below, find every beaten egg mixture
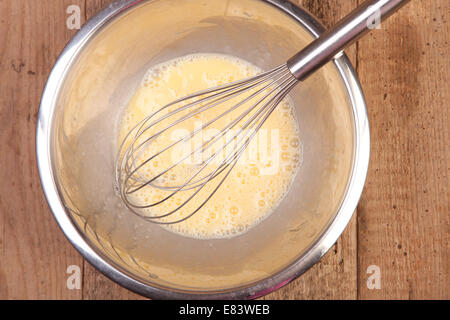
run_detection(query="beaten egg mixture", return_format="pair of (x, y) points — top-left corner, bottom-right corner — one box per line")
(118, 53), (302, 239)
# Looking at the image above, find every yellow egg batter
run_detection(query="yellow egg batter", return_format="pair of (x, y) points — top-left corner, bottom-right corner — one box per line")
(118, 53), (302, 239)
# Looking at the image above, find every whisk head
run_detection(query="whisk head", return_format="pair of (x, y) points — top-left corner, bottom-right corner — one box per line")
(115, 63), (297, 224)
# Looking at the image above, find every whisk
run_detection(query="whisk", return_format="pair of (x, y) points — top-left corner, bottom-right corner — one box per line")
(116, 0), (409, 224)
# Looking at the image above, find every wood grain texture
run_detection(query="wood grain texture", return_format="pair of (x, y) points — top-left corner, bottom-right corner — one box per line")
(0, 0), (448, 300)
(0, 0), (86, 299)
(356, 0), (449, 299)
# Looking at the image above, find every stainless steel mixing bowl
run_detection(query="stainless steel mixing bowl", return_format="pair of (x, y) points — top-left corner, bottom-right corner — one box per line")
(37, 0), (369, 299)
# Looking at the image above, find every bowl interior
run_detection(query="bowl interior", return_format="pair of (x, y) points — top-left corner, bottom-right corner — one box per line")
(52, 0), (355, 294)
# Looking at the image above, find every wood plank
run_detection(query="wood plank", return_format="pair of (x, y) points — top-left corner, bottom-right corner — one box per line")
(264, 0), (358, 300)
(0, 0), (86, 299)
(356, 0), (449, 299)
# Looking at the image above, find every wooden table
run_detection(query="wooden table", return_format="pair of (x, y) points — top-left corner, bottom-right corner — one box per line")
(0, 0), (448, 299)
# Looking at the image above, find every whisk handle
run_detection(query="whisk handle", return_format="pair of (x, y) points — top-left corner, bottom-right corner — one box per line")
(287, 0), (410, 80)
